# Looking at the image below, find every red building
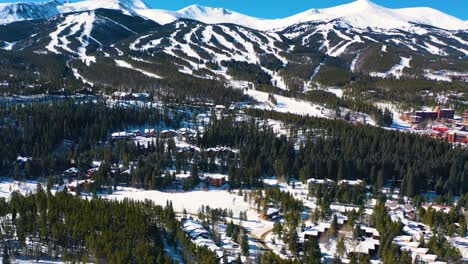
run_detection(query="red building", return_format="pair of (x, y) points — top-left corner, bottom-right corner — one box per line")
(447, 132), (468, 143)
(464, 110), (468, 125)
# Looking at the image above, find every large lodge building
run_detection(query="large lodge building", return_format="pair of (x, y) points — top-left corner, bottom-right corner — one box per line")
(401, 107), (455, 123)
(401, 108), (468, 144)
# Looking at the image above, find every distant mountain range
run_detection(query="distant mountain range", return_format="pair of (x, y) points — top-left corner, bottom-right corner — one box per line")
(1, 0), (467, 30)
(0, 0), (466, 91)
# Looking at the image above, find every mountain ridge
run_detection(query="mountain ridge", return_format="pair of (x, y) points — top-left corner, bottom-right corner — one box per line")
(0, 0), (466, 31)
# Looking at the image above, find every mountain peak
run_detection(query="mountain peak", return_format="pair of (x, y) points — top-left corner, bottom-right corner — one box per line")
(178, 5), (233, 16)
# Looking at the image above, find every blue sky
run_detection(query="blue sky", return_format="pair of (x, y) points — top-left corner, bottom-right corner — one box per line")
(3, 0), (468, 20)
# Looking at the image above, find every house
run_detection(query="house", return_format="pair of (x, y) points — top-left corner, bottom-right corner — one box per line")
(63, 167), (79, 178)
(130, 129), (142, 137)
(86, 168), (98, 178)
(131, 93), (150, 100)
(266, 208), (280, 220)
(67, 180), (92, 192)
(15, 156), (31, 166)
(204, 174), (227, 187)
(299, 223), (331, 241)
(178, 128), (191, 141)
(386, 200), (400, 211)
(362, 226), (380, 240)
(339, 179), (363, 186)
(112, 91), (132, 100)
(111, 131), (134, 140)
(182, 219), (223, 259)
(436, 107), (455, 120)
(307, 178), (334, 186)
(349, 237), (380, 256)
(143, 129), (155, 137)
(160, 129), (177, 139)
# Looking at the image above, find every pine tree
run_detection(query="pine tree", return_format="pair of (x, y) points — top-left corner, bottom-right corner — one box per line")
(337, 236), (345, 257)
(2, 244), (9, 264)
(241, 233), (249, 256)
(303, 236), (321, 264)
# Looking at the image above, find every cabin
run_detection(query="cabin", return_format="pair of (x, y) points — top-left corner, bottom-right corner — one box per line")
(111, 131), (135, 140)
(205, 174), (227, 187)
(63, 167), (79, 178)
(112, 92), (132, 100)
(266, 208), (280, 220)
(160, 129), (177, 139)
(144, 128), (156, 137)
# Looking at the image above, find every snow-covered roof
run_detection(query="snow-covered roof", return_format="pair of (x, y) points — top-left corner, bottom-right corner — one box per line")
(204, 173), (227, 180)
(307, 178), (334, 184)
(266, 207), (279, 216)
(16, 156), (31, 163)
(112, 131), (133, 137)
(361, 226), (380, 237)
(339, 179), (363, 186)
(349, 237), (379, 255)
(64, 167), (79, 174)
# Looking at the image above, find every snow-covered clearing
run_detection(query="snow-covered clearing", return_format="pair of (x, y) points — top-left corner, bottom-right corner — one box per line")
(0, 179), (39, 199)
(246, 88), (333, 118)
(325, 87), (344, 98)
(114, 59), (162, 79)
(71, 67), (94, 86)
(424, 70), (452, 82)
(104, 187), (250, 215)
(370, 56), (411, 79)
(1, 41), (16, 50)
(350, 53), (360, 72)
(381, 44), (387, 52)
(310, 62), (324, 80)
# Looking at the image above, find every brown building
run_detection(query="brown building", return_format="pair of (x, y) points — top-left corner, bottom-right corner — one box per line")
(415, 111), (438, 121)
(205, 175), (226, 187)
(401, 112), (421, 123)
(436, 107), (455, 120)
(464, 110), (468, 124)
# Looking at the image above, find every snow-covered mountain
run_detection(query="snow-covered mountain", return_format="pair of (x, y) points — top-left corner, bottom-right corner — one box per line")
(0, 0), (466, 32)
(0, 0), (150, 24)
(0, 0), (61, 24)
(0, 0), (466, 88)
(58, 0), (148, 16)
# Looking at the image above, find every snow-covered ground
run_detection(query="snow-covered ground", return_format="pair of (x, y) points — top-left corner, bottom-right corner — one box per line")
(0, 179), (39, 199)
(245, 88), (334, 118)
(103, 187), (249, 215)
(114, 59), (162, 79)
(370, 56), (412, 79)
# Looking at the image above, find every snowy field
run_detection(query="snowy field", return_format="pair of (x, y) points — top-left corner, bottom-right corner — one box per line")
(370, 57), (412, 79)
(103, 187), (250, 215)
(0, 179), (38, 199)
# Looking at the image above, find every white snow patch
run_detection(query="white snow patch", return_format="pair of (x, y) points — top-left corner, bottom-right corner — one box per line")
(115, 59), (162, 79)
(370, 56), (411, 79)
